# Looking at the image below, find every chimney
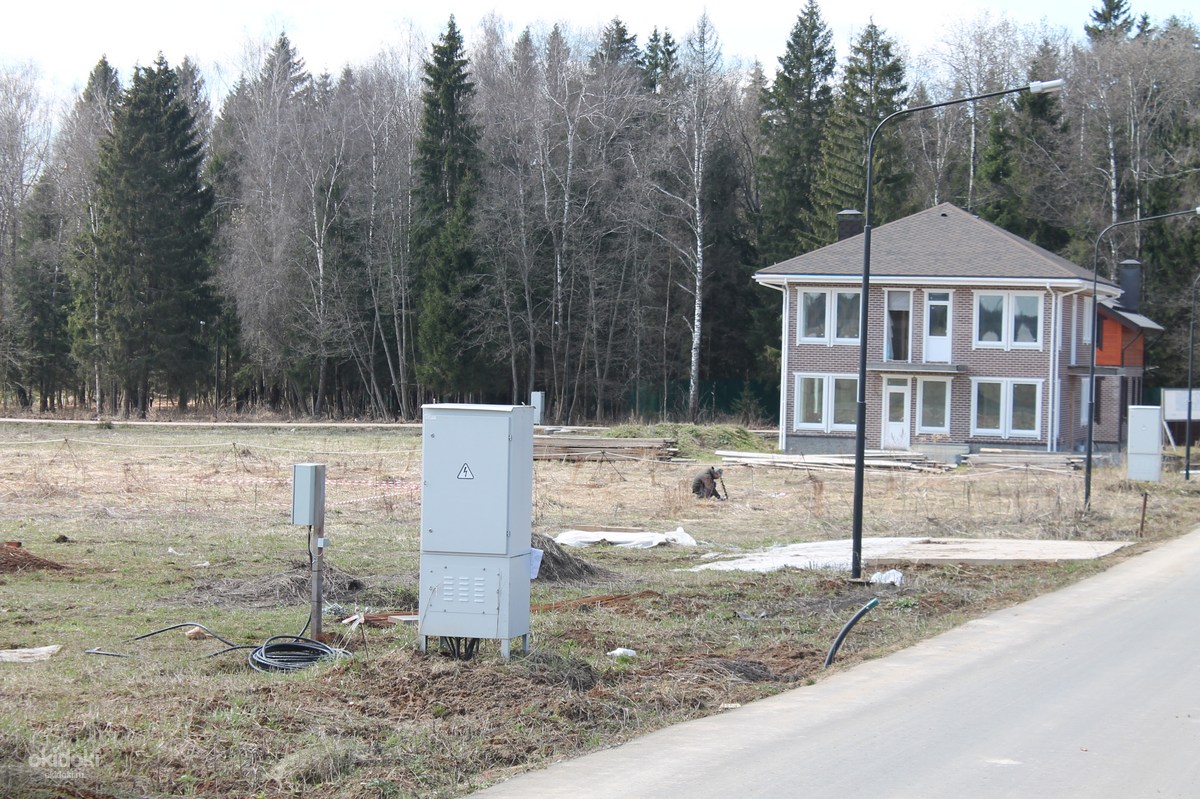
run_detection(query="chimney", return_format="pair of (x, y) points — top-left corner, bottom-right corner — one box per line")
(1118, 259), (1141, 312)
(837, 209), (864, 241)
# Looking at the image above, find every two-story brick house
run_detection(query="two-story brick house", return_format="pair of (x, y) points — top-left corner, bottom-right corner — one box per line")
(753, 203), (1160, 456)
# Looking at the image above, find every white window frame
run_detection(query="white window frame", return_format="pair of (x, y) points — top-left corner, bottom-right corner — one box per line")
(916, 377), (952, 434)
(796, 289), (861, 345)
(884, 289), (914, 362)
(972, 291), (1044, 351)
(923, 289), (954, 362)
(970, 377), (1043, 438)
(793, 372), (858, 432)
(1081, 295), (1093, 345)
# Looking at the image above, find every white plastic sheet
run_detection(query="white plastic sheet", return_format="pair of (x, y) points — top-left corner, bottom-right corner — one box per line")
(555, 527), (697, 549)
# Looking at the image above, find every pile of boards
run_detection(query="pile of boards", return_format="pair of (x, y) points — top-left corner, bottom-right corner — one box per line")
(715, 449), (952, 473)
(962, 449), (1084, 471)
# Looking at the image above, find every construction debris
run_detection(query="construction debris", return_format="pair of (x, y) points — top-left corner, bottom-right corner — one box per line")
(716, 449), (952, 473)
(0, 645), (62, 662)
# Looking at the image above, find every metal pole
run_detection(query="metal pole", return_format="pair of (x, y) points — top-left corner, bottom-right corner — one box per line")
(1085, 207), (1200, 506)
(850, 80), (1062, 579)
(310, 521), (325, 639)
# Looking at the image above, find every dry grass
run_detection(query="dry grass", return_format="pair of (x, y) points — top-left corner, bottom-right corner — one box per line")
(0, 421), (1197, 798)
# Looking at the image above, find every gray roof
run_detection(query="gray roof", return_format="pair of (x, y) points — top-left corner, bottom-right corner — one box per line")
(756, 203), (1107, 285)
(1100, 299), (1164, 333)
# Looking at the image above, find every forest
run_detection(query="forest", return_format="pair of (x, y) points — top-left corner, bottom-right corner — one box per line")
(0, 0), (1197, 423)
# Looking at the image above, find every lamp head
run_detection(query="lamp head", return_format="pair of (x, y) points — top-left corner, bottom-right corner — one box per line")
(1029, 79), (1065, 94)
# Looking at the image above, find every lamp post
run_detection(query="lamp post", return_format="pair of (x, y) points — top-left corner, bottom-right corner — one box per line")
(1187, 273), (1200, 480)
(1084, 206), (1200, 507)
(851, 79), (1064, 579)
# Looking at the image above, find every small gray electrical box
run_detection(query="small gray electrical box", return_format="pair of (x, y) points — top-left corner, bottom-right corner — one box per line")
(292, 463), (326, 526)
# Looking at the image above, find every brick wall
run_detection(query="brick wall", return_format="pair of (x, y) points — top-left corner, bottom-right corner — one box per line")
(782, 283), (1091, 451)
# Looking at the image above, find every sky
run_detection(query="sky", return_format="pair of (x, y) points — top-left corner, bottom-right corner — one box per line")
(3, 0), (1196, 107)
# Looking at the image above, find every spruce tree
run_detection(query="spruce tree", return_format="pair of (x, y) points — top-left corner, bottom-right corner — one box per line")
(414, 18), (483, 396)
(804, 22), (908, 247)
(976, 45), (1071, 252)
(13, 174), (73, 410)
(759, 0), (836, 262)
(77, 56), (216, 416)
(1086, 0), (1135, 40)
(642, 27), (679, 93)
(592, 18), (641, 69)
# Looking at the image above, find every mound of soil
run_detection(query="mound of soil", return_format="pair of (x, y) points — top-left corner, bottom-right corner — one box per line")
(0, 544), (66, 574)
(182, 562), (405, 608)
(533, 533), (612, 583)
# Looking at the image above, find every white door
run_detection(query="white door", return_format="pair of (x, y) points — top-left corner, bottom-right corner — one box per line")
(882, 377), (911, 450)
(925, 291), (951, 362)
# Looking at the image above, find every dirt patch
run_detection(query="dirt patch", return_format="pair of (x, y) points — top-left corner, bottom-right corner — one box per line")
(0, 544), (66, 574)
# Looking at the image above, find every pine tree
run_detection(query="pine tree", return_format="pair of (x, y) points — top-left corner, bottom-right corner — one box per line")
(75, 56), (216, 416)
(804, 22), (908, 247)
(414, 18), (483, 396)
(758, 0), (836, 262)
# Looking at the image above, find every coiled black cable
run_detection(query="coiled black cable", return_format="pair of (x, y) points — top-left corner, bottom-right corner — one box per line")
(128, 622), (351, 672)
(246, 635), (351, 673)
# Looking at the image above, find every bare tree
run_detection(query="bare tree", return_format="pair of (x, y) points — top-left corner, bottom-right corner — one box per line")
(646, 14), (729, 421)
(0, 62), (51, 373)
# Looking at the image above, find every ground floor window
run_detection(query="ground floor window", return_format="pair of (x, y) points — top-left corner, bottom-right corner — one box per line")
(794, 373), (858, 432)
(971, 378), (1041, 438)
(917, 378), (952, 433)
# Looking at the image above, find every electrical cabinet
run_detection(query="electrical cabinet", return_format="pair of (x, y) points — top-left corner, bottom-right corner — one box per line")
(1127, 405), (1162, 482)
(418, 404), (534, 658)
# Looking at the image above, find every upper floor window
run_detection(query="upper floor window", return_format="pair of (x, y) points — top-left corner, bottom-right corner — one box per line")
(798, 289), (860, 345)
(973, 291), (1043, 350)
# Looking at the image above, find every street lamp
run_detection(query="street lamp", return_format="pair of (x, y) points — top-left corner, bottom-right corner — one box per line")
(1084, 206), (1200, 507)
(850, 79), (1064, 578)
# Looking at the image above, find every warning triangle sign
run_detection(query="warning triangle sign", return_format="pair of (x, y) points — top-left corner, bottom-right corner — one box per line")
(457, 463), (475, 480)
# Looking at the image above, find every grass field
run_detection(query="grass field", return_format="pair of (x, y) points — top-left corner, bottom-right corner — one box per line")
(0, 421), (1195, 798)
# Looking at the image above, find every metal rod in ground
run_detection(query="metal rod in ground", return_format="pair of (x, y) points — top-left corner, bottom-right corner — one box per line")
(823, 596), (880, 669)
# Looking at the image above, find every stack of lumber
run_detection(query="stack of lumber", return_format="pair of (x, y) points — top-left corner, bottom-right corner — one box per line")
(715, 449), (951, 473)
(962, 449), (1084, 471)
(534, 434), (678, 462)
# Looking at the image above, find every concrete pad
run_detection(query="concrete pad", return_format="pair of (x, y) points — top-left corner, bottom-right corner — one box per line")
(690, 537), (1131, 573)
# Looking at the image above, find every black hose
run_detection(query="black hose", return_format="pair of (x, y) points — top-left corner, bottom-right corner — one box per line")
(823, 597), (880, 669)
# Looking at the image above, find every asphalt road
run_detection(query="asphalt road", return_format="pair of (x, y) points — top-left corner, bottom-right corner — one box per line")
(473, 529), (1200, 798)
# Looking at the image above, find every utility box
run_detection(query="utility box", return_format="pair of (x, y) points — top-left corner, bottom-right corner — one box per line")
(530, 391), (545, 425)
(291, 464), (326, 526)
(1127, 405), (1162, 482)
(418, 404), (534, 658)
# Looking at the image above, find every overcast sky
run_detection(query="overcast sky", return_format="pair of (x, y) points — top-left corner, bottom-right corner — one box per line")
(4, 0), (1195, 107)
